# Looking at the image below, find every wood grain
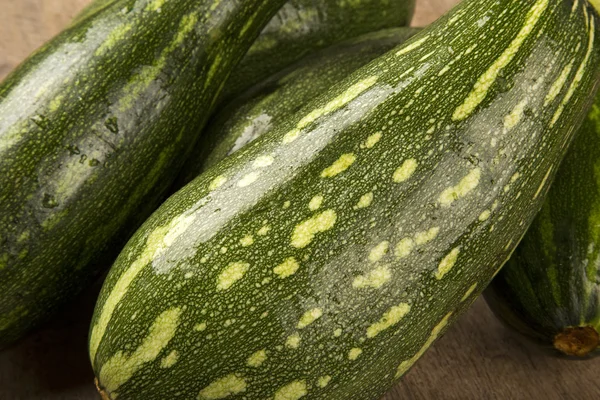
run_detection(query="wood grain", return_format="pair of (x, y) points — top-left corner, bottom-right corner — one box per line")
(1, 1), (599, 399)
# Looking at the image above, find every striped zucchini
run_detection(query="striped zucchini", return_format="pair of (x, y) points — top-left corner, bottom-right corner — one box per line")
(486, 92), (600, 357)
(90, 0), (600, 399)
(177, 27), (420, 186)
(0, 0), (287, 348)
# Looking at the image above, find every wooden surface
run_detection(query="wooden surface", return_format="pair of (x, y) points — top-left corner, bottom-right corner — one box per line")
(1, 0), (599, 399)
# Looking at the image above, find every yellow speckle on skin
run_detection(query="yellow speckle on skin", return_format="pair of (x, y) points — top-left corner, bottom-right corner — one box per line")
(395, 238), (415, 258)
(17, 230), (30, 243)
(479, 210), (491, 221)
(396, 312), (453, 378)
(147, 0), (167, 12)
(414, 227), (440, 245)
(286, 333), (301, 349)
(96, 24), (133, 56)
(452, 0), (550, 121)
(282, 128), (302, 144)
(257, 225), (271, 236)
(217, 262), (250, 291)
(205, 54), (223, 89)
(348, 348), (363, 360)
(297, 308), (323, 329)
(283, 201), (291, 209)
(49, 95), (64, 113)
(298, 78), (376, 130)
(163, 214), (195, 247)
(366, 303), (411, 338)
(395, 36), (429, 56)
(98, 307), (182, 393)
(273, 257), (300, 279)
(368, 241), (390, 263)
(209, 175), (227, 190)
(534, 167), (553, 199)
(321, 154), (356, 178)
(194, 322), (207, 332)
(438, 168), (481, 207)
(317, 375), (332, 388)
(198, 374), (247, 399)
(355, 192), (374, 209)
(544, 61), (574, 106)
(282, 77), (378, 144)
(247, 350), (267, 367)
(253, 155), (274, 168)
(291, 210), (337, 248)
(461, 283), (478, 302)
(160, 350), (178, 368)
(308, 195), (324, 211)
(363, 132), (382, 148)
(240, 235), (254, 247)
(353, 266), (391, 289)
(435, 248), (460, 280)
(503, 99), (528, 130)
(393, 159), (418, 183)
(274, 380), (308, 400)
(238, 172), (260, 187)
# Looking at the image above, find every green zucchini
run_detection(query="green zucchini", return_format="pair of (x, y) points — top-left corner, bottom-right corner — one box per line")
(90, 0), (600, 399)
(486, 88), (600, 358)
(0, 0), (287, 348)
(177, 27), (421, 186)
(218, 0), (416, 103)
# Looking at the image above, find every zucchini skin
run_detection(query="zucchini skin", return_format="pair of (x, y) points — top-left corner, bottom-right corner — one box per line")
(219, 0), (416, 103)
(0, 0), (287, 348)
(90, 1), (600, 399)
(485, 96), (600, 357)
(177, 27), (421, 186)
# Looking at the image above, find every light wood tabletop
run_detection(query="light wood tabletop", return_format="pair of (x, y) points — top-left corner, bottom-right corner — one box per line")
(1, 1), (600, 399)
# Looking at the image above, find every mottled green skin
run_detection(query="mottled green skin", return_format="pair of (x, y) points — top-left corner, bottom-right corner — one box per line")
(486, 97), (600, 355)
(91, 0), (600, 398)
(219, 0), (416, 104)
(177, 27), (420, 186)
(0, 0), (287, 348)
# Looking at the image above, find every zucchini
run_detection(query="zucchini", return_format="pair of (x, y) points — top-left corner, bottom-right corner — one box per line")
(90, 0), (600, 398)
(0, 0), (287, 348)
(486, 92), (600, 357)
(218, 0), (416, 103)
(177, 27), (421, 186)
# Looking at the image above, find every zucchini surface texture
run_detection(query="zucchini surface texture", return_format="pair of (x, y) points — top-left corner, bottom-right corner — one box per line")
(0, 0), (286, 348)
(90, 0), (600, 399)
(178, 27), (420, 185)
(486, 94), (600, 357)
